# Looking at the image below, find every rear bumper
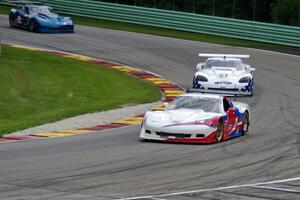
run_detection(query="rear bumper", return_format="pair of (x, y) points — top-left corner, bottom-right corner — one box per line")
(193, 78), (254, 95)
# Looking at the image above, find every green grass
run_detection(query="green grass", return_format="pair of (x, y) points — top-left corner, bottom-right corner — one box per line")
(0, 5), (10, 14)
(1, 4), (299, 53)
(0, 46), (161, 135)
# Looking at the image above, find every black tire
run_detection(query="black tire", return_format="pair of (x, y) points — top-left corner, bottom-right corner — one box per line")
(242, 112), (250, 135)
(29, 20), (36, 32)
(249, 89), (254, 97)
(216, 120), (224, 143)
(9, 16), (15, 28)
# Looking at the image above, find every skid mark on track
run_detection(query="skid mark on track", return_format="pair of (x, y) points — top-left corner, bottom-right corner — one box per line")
(119, 177), (300, 200)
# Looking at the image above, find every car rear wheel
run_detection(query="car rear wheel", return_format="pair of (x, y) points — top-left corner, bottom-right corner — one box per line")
(242, 112), (250, 135)
(216, 120), (224, 143)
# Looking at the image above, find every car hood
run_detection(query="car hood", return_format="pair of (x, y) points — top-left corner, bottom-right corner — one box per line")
(145, 109), (219, 124)
(35, 13), (70, 23)
(198, 67), (246, 79)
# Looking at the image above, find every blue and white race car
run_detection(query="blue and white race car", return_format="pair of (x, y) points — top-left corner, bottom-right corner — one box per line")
(9, 3), (74, 33)
(193, 54), (256, 96)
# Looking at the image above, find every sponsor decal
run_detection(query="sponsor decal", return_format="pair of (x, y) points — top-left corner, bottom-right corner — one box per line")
(214, 81), (232, 85)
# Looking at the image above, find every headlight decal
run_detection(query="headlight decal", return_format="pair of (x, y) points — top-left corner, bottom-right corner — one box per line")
(239, 76), (250, 83)
(196, 75), (208, 82)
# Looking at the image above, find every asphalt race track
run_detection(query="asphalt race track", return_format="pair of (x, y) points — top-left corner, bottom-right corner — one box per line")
(1, 15), (300, 199)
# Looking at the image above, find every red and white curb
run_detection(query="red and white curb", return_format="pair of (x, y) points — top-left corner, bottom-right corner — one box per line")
(0, 43), (184, 143)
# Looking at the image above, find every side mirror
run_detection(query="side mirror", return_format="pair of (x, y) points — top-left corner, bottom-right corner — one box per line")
(250, 68), (256, 73)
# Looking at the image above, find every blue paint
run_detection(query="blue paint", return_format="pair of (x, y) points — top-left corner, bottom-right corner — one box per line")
(241, 78), (254, 93)
(228, 128), (243, 138)
(192, 76), (205, 89)
(234, 108), (244, 119)
(221, 115), (228, 122)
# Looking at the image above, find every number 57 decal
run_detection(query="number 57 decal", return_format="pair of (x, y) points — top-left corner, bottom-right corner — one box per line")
(219, 74), (229, 78)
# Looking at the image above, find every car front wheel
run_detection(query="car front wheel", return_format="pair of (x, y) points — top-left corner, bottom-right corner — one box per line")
(242, 112), (250, 135)
(216, 120), (224, 143)
(9, 17), (16, 27)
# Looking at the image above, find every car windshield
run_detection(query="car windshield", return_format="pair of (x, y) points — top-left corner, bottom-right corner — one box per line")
(203, 60), (243, 70)
(28, 6), (53, 14)
(166, 96), (220, 113)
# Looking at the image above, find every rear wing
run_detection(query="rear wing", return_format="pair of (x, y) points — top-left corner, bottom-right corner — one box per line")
(199, 54), (250, 59)
(187, 88), (252, 97)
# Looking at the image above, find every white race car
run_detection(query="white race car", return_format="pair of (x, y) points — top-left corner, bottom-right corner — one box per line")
(192, 54), (256, 96)
(140, 92), (250, 143)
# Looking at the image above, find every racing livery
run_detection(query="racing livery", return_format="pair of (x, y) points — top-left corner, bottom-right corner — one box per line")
(9, 3), (74, 33)
(140, 92), (250, 143)
(193, 54), (256, 96)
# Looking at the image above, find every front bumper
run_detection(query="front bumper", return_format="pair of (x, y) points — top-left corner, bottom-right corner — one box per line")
(188, 88), (252, 96)
(140, 123), (218, 143)
(37, 24), (74, 33)
(193, 78), (254, 95)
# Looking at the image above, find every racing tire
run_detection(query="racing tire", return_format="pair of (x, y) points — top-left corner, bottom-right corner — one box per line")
(249, 89), (254, 97)
(9, 16), (16, 28)
(242, 112), (250, 135)
(29, 20), (37, 32)
(216, 120), (224, 143)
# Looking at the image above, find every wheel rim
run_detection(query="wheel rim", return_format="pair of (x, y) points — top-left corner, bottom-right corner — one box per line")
(216, 122), (223, 142)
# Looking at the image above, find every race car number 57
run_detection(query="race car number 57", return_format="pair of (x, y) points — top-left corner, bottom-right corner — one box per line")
(219, 74), (229, 79)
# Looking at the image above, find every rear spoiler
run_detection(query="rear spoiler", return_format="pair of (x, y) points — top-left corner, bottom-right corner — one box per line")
(187, 88), (252, 97)
(199, 54), (250, 59)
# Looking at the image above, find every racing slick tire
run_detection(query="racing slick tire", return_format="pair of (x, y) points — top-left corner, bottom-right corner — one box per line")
(249, 89), (254, 97)
(216, 120), (224, 143)
(242, 112), (250, 135)
(9, 16), (16, 28)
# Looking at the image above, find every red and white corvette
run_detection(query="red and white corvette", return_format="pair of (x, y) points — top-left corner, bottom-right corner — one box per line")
(140, 92), (250, 143)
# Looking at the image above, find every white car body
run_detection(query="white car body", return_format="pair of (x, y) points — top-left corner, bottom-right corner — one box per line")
(140, 93), (250, 143)
(192, 54), (255, 96)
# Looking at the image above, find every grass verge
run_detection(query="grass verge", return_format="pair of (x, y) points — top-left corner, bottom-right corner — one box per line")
(0, 46), (161, 135)
(0, 5), (9, 14)
(1, 4), (299, 53)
